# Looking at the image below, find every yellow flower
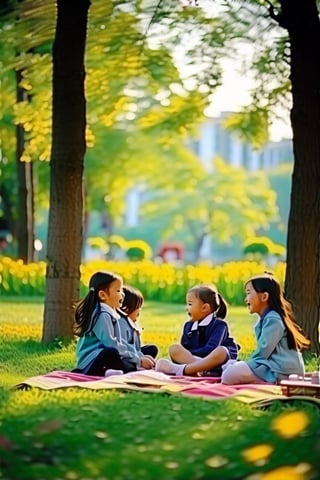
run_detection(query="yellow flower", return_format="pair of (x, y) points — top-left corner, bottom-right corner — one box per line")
(271, 411), (309, 438)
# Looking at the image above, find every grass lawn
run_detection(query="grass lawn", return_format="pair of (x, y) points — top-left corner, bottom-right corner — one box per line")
(0, 298), (319, 480)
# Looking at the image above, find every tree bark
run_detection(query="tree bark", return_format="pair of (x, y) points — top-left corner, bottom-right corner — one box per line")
(16, 70), (34, 263)
(42, 0), (90, 342)
(282, 0), (320, 352)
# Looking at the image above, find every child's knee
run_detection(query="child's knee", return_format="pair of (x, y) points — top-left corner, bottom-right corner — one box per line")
(221, 367), (235, 384)
(169, 343), (182, 357)
(215, 345), (229, 362)
(221, 361), (242, 384)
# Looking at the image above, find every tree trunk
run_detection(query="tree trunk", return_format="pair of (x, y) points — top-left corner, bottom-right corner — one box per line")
(42, 0), (90, 342)
(16, 70), (34, 263)
(282, 0), (320, 352)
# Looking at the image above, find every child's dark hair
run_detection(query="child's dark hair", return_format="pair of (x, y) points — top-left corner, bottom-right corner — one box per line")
(246, 272), (310, 351)
(121, 285), (144, 316)
(188, 284), (228, 319)
(74, 271), (122, 337)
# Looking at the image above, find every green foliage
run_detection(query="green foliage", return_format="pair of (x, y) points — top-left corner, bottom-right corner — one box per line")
(243, 241), (268, 256)
(0, 0), (222, 240)
(126, 239), (152, 260)
(256, 162), (293, 246)
(140, 157), (280, 259)
(243, 236), (286, 258)
(223, 108), (269, 150)
(268, 162), (292, 222)
(0, 0), (255, 251)
(206, 2), (293, 145)
(0, 0), (294, 262)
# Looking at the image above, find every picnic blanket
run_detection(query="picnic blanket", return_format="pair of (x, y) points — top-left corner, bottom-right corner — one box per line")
(14, 370), (320, 407)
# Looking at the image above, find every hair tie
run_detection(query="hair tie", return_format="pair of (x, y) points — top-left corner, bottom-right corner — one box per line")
(89, 287), (95, 292)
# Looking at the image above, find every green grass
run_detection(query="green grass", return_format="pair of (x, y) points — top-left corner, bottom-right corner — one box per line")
(0, 299), (319, 480)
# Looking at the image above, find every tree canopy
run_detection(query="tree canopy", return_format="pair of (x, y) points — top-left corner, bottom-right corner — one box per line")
(1, 0), (319, 351)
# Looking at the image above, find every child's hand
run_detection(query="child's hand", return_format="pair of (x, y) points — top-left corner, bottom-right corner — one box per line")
(140, 356), (156, 369)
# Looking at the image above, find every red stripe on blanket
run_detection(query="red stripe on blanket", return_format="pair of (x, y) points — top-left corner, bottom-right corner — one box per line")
(14, 369), (279, 399)
(15, 370), (320, 405)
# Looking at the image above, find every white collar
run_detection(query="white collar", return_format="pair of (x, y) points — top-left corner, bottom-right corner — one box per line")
(191, 313), (214, 331)
(100, 302), (120, 320)
(127, 316), (142, 333)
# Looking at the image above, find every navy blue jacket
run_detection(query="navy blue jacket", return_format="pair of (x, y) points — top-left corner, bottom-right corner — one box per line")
(181, 314), (239, 360)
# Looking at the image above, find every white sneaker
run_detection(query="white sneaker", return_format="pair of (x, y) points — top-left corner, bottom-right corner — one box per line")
(155, 358), (185, 376)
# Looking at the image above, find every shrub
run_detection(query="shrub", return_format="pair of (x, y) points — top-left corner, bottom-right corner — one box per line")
(125, 240), (152, 261)
(243, 236), (285, 260)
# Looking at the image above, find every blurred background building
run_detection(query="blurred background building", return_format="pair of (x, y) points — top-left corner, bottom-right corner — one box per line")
(188, 111), (293, 172)
(126, 111), (293, 228)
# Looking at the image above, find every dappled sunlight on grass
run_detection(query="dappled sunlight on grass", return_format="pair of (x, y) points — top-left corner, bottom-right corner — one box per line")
(142, 331), (179, 349)
(0, 322), (41, 340)
(205, 454), (229, 468)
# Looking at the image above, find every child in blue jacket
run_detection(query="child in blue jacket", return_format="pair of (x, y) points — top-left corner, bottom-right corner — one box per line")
(118, 285), (157, 369)
(156, 284), (239, 376)
(73, 271), (141, 376)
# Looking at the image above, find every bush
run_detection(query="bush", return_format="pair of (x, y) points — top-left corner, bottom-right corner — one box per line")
(243, 236), (285, 259)
(126, 240), (152, 261)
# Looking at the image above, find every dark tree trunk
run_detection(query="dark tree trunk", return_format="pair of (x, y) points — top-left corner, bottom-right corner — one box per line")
(0, 183), (16, 249)
(16, 69), (34, 263)
(42, 0), (90, 342)
(280, 0), (320, 352)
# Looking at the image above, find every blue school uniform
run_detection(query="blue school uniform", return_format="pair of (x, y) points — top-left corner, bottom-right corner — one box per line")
(118, 313), (158, 360)
(118, 314), (144, 364)
(181, 313), (239, 374)
(75, 303), (137, 372)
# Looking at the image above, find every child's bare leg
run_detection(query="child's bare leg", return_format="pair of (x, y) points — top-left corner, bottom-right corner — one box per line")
(183, 346), (228, 376)
(169, 344), (197, 364)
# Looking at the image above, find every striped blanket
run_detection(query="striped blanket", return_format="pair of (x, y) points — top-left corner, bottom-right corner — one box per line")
(14, 369), (318, 407)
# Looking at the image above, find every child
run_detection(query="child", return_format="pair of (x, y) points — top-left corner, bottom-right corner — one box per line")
(221, 272), (310, 384)
(73, 271), (145, 376)
(118, 285), (158, 369)
(155, 284), (239, 376)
